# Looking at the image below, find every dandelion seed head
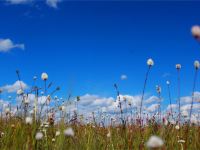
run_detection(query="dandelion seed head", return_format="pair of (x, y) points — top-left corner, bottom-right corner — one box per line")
(146, 135), (164, 148)
(107, 131), (111, 138)
(175, 125), (180, 130)
(178, 139), (185, 143)
(64, 127), (74, 137)
(25, 117), (33, 125)
(52, 138), (55, 142)
(41, 72), (48, 81)
(191, 25), (200, 39)
(147, 58), (154, 66)
(35, 132), (43, 140)
(194, 60), (200, 69)
(55, 131), (60, 137)
(176, 64), (181, 70)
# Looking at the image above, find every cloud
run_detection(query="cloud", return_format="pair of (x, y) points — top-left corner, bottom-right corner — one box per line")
(0, 39), (25, 52)
(120, 74), (127, 80)
(1, 80), (28, 93)
(46, 0), (61, 8)
(144, 96), (159, 104)
(6, 0), (31, 4)
(180, 92), (200, 103)
(146, 104), (159, 113)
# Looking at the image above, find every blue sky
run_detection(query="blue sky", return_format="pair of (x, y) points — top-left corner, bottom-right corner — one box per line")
(0, 1), (200, 109)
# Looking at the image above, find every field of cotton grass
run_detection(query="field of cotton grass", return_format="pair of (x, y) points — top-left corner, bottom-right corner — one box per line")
(0, 25), (200, 150)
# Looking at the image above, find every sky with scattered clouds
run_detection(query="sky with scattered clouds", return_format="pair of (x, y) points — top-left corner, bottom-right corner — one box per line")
(0, 1), (200, 117)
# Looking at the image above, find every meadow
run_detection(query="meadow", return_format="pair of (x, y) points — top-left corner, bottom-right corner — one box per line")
(0, 25), (200, 150)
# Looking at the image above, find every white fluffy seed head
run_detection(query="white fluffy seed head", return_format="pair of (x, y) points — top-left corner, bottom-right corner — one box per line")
(166, 80), (170, 85)
(55, 131), (60, 137)
(25, 117), (33, 125)
(35, 132), (43, 140)
(194, 60), (200, 69)
(52, 138), (55, 142)
(175, 125), (180, 130)
(178, 139), (185, 143)
(64, 127), (74, 137)
(147, 58), (154, 66)
(176, 64), (181, 70)
(146, 135), (164, 148)
(107, 131), (111, 138)
(191, 25), (200, 39)
(41, 72), (48, 81)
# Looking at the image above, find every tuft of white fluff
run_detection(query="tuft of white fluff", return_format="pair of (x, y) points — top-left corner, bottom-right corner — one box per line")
(191, 25), (200, 38)
(175, 125), (180, 130)
(25, 117), (32, 125)
(55, 131), (60, 137)
(35, 132), (43, 140)
(64, 127), (74, 137)
(146, 135), (164, 148)
(147, 58), (154, 66)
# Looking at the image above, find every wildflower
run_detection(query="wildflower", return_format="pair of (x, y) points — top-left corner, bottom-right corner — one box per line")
(178, 139), (185, 143)
(52, 138), (55, 142)
(17, 89), (24, 95)
(175, 125), (180, 130)
(0, 132), (4, 137)
(194, 60), (200, 69)
(11, 124), (15, 128)
(107, 130), (111, 138)
(35, 132), (43, 140)
(41, 72), (48, 81)
(25, 117), (33, 125)
(163, 118), (168, 126)
(156, 85), (161, 94)
(64, 127), (74, 137)
(146, 135), (164, 148)
(147, 58), (154, 66)
(176, 64), (181, 70)
(191, 25), (200, 39)
(44, 124), (49, 128)
(55, 131), (60, 137)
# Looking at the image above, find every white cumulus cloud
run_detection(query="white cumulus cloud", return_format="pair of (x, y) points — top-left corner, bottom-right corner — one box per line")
(46, 0), (61, 8)
(0, 80), (28, 93)
(0, 39), (25, 52)
(120, 74), (127, 80)
(6, 0), (31, 4)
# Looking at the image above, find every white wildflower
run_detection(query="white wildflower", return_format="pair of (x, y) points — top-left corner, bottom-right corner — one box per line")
(194, 60), (200, 69)
(147, 58), (154, 66)
(35, 132), (43, 140)
(55, 131), (60, 137)
(175, 125), (180, 130)
(41, 72), (48, 81)
(191, 25), (200, 39)
(176, 64), (181, 70)
(146, 135), (164, 148)
(64, 127), (74, 137)
(25, 117), (32, 125)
